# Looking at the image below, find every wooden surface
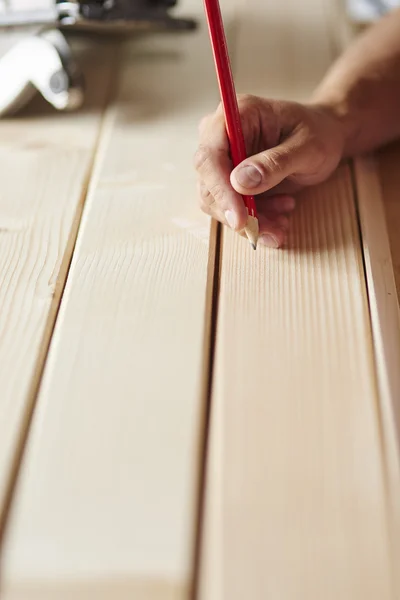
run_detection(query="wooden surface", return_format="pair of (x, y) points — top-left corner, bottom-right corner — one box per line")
(379, 142), (400, 298)
(201, 172), (397, 599)
(354, 157), (400, 596)
(0, 12), (219, 600)
(355, 156), (400, 454)
(0, 0), (398, 598)
(199, 0), (399, 598)
(0, 37), (113, 530)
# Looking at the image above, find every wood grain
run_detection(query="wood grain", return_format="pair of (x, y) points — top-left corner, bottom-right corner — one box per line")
(0, 578), (185, 600)
(0, 38), (113, 530)
(378, 142), (400, 299)
(0, 7), (221, 599)
(233, 0), (332, 102)
(199, 0), (398, 597)
(354, 156), (400, 452)
(331, 16), (400, 592)
(202, 170), (396, 599)
(353, 157), (400, 597)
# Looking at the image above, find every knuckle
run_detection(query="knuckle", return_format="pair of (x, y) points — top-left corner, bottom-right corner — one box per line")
(201, 185), (213, 204)
(260, 150), (288, 175)
(208, 182), (225, 204)
(268, 99), (287, 121)
(237, 93), (256, 107)
(194, 145), (212, 172)
(197, 181), (216, 208)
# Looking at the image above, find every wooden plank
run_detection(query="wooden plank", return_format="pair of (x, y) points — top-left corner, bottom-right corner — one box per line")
(353, 156), (400, 598)
(330, 0), (400, 302)
(378, 142), (400, 299)
(0, 580), (183, 600)
(354, 156), (400, 456)
(330, 13), (400, 590)
(0, 5), (223, 598)
(199, 0), (398, 597)
(234, 0), (332, 101)
(0, 37), (113, 530)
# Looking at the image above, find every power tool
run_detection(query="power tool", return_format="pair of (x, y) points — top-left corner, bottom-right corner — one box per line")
(0, 0), (197, 116)
(0, 0), (196, 32)
(347, 0), (399, 22)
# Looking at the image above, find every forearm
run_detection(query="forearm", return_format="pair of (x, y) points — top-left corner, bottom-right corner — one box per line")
(311, 8), (400, 156)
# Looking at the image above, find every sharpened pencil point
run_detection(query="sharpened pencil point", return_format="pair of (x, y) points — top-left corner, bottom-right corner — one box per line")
(244, 215), (259, 251)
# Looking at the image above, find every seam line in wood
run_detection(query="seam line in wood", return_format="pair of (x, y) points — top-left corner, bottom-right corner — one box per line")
(191, 220), (222, 600)
(350, 160), (386, 404)
(349, 159), (385, 435)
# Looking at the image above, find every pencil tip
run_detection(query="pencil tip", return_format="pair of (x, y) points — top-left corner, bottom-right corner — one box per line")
(244, 215), (259, 251)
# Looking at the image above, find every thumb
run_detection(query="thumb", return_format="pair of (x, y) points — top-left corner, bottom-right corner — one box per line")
(230, 135), (309, 196)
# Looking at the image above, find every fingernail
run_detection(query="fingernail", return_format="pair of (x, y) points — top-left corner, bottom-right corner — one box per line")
(234, 165), (262, 189)
(259, 233), (280, 248)
(225, 209), (237, 230)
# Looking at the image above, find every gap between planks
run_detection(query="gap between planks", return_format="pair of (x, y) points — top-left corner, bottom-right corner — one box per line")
(191, 220), (222, 600)
(192, 4), (241, 595)
(0, 44), (119, 547)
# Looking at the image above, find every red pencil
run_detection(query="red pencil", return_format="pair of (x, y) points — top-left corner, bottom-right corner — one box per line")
(203, 0), (259, 249)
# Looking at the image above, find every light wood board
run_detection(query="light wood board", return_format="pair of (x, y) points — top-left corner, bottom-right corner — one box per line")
(379, 142), (400, 299)
(354, 156), (400, 457)
(353, 157), (400, 596)
(0, 38), (113, 531)
(333, 13), (400, 583)
(1, 1), (399, 598)
(199, 0), (399, 597)
(0, 7), (221, 599)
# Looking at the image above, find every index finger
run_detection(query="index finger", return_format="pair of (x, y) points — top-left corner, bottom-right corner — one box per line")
(194, 109), (248, 231)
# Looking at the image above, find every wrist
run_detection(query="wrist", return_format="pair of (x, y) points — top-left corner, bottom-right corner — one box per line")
(308, 94), (359, 159)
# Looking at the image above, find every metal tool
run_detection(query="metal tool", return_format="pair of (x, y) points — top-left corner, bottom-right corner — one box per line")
(347, 0), (400, 22)
(0, 0), (196, 116)
(0, 0), (196, 32)
(0, 28), (84, 116)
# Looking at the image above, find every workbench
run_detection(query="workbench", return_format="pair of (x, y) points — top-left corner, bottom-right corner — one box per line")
(0, 0), (399, 598)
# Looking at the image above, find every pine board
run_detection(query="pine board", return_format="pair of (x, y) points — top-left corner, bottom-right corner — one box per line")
(0, 8), (221, 599)
(353, 157), (400, 596)
(0, 38), (113, 530)
(332, 13), (400, 583)
(233, 0), (332, 101)
(378, 142), (400, 299)
(354, 156), (400, 455)
(199, 0), (398, 597)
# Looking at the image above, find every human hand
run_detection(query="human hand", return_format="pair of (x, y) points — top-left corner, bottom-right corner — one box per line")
(194, 95), (345, 247)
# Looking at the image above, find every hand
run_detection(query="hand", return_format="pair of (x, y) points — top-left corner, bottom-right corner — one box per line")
(194, 95), (345, 247)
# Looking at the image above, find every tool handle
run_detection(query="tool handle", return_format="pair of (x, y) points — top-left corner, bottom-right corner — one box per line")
(203, 0), (257, 217)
